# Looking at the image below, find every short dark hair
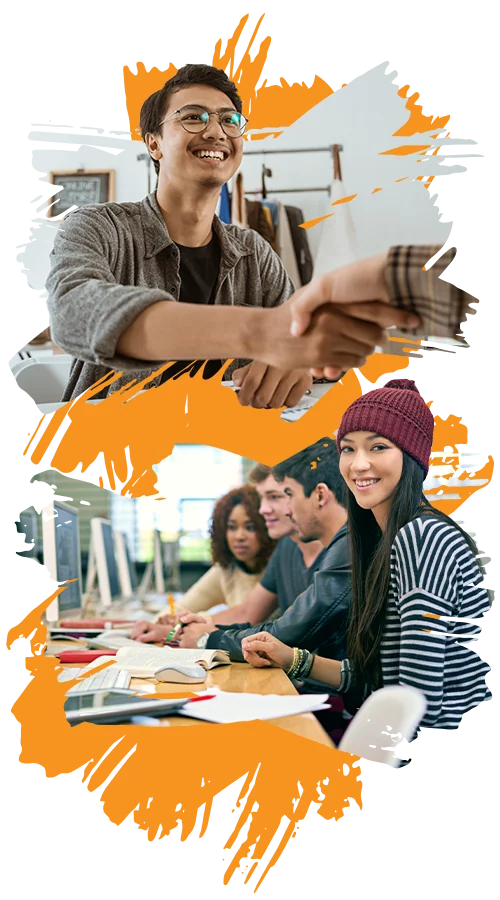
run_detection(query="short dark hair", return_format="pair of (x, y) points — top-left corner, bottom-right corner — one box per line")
(273, 438), (345, 505)
(248, 463), (272, 485)
(140, 64), (243, 176)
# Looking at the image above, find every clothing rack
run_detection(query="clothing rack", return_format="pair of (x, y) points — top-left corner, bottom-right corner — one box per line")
(245, 186), (330, 194)
(243, 145), (343, 155)
(242, 144), (343, 197)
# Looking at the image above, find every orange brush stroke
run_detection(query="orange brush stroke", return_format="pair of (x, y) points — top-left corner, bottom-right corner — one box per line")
(123, 15), (332, 140)
(300, 213), (333, 229)
(246, 131), (283, 141)
(25, 365), (494, 514)
(9, 599), (361, 884)
(331, 194), (357, 206)
(395, 85), (450, 137)
(27, 367), (364, 493)
(381, 144), (431, 156)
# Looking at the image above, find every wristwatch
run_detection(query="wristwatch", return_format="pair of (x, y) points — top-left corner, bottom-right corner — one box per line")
(196, 633), (210, 650)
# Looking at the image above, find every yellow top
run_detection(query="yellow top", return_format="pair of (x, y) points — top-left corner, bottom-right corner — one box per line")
(157, 563), (261, 617)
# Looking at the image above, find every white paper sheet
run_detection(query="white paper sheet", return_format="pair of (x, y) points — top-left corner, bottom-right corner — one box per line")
(178, 689), (330, 724)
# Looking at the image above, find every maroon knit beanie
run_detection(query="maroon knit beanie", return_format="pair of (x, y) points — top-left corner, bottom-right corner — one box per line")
(336, 379), (434, 474)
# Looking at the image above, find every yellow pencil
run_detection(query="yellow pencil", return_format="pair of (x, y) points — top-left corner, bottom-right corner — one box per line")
(168, 593), (175, 616)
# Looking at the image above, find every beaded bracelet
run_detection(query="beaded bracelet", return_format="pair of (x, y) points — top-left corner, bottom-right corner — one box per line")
(295, 650), (315, 680)
(286, 647), (300, 678)
(287, 647), (306, 679)
(301, 651), (315, 679)
(287, 648), (316, 681)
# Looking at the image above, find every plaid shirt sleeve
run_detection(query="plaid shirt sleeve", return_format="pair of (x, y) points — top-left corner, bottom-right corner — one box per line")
(385, 245), (479, 340)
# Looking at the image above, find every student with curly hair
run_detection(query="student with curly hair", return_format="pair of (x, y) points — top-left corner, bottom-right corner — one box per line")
(133, 485), (275, 639)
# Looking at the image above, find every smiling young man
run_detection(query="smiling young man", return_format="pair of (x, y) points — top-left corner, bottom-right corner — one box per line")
(131, 462), (325, 643)
(173, 440), (352, 667)
(46, 64), (418, 404)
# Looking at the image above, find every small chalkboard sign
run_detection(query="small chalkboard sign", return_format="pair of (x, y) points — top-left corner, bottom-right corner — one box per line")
(49, 169), (115, 217)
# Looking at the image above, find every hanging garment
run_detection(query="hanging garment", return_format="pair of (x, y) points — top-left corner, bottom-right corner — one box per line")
(245, 199), (275, 247)
(313, 178), (360, 276)
(284, 206), (314, 285)
(262, 200), (279, 229)
(274, 202), (302, 290)
(231, 172), (248, 227)
(219, 183), (231, 224)
(261, 206), (277, 251)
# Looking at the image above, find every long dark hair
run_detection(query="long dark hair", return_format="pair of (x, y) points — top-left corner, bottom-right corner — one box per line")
(347, 451), (479, 690)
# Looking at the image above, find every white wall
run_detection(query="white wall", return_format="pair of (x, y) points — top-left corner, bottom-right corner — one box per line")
(22, 60), (466, 295)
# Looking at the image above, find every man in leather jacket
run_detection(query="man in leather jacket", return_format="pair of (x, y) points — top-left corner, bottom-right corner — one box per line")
(178, 438), (351, 668)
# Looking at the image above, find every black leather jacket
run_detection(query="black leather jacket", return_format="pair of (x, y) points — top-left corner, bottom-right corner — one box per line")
(206, 525), (351, 663)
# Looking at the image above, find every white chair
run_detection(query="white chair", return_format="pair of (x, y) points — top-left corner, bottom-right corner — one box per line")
(338, 685), (427, 767)
(12, 355), (73, 404)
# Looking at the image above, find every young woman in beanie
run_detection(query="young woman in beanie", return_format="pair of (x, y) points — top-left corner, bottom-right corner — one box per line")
(242, 379), (491, 731)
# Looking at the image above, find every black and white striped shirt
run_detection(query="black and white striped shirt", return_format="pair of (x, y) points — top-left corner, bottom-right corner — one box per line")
(380, 516), (492, 729)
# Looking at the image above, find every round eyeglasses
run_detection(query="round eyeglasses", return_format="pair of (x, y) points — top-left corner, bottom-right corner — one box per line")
(160, 105), (248, 138)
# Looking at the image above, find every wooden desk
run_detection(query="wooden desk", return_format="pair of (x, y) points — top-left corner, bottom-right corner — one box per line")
(47, 642), (333, 748)
(135, 663), (334, 747)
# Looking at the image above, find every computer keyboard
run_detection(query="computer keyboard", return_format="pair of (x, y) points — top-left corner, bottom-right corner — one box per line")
(57, 667), (131, 694)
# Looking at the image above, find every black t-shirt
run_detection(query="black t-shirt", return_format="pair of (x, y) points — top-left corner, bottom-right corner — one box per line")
(176, 233), (221, 305)
(158, 233), (222, 384)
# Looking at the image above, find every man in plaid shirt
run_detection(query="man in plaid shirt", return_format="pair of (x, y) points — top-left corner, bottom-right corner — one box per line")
(289, 245), (477, 379)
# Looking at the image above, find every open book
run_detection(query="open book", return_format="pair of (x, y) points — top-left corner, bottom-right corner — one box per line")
(96, 646), (231, 678)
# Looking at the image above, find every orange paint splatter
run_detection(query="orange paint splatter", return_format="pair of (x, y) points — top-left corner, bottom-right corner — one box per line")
(372, 187), (383, 194)
(386, 336), (422, 346)
(433, 413), (468, 449)
(243, 131), (283, 141)
(395, 85), (450, 137)
(331, 194), (357, 206)
(123, 15), (333, 140)
(123, 62), (178, 138)
(24, 364), (494, 515)
(300, 213), (333, 229)
(381, 144), (431, 156)
(9, 599), (361, 885)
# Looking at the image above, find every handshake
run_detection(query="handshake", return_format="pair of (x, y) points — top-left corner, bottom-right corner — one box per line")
(231, 252), (420, 409)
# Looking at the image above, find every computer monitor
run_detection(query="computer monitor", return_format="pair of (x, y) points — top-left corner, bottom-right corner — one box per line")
(90, 518), (121, 607)
(153, 529), (165, 594)
(114, 530), (138, 599)
(43, 500), (83, 622)
(16, 507), (39, 558)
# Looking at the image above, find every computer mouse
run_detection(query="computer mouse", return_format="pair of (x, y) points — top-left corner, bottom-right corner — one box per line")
(154, 663), (207, 683)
